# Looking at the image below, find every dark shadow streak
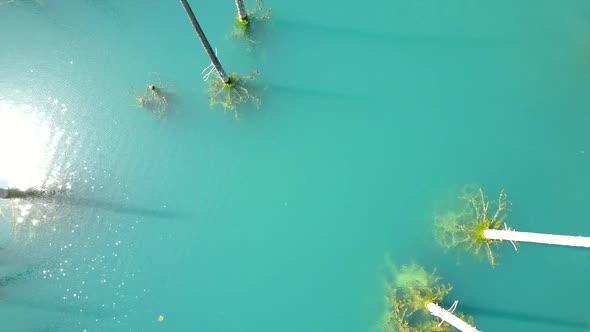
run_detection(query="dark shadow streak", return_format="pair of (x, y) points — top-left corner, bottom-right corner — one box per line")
(3, 297), (118, 318)
(55, 196), (182, 220)
(0, 268), (35, 287)
(2, 189), (186, 220)
(275, 18), (528, 48)
(0, 264), (119, 317)
(461, 304), (588, 329)
(268, 83), (374, 103)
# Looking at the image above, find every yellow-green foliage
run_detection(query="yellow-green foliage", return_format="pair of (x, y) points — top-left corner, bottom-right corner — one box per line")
(132, 74), (174, 115)
(433, 185), (511, 267)
(231, 0), (272, 45)
(209, 71), (261, 118)
(381, 262), (455, 332)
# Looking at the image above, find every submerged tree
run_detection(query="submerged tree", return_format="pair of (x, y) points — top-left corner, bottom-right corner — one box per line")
(433, 186), (590, 268)
(1, 186), (65, 200)
(0, 185), (64, 242)
(433, 186), (509, 267)
(382, 262), (479, 332)
(179, 0), (260, 118)
(132, 74), (174, 115)
(232, 0), (272, 44)
(234, 0), (247, 23)
(1, 187), (45, 199)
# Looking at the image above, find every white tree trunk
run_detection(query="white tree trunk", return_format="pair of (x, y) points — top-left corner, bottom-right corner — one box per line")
(483, 229), (590, 248)
(426, 302), (480, 332)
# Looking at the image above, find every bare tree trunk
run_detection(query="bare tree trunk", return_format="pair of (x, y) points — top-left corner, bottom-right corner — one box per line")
(179, 0), (230, 84)
(483, 229), (590, 248)
(427, 303), (480, 332)
(234, 0), (248, 21)
(0, 187), (46, 199)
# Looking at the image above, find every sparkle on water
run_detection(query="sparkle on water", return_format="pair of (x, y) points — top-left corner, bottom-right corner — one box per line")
(1, 1), (590, 331)
(0, 98), (65, 190)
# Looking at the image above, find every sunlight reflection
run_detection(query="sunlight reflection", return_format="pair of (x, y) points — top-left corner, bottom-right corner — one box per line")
(0, 96), (70, 232)
(0, 98), (64, 190)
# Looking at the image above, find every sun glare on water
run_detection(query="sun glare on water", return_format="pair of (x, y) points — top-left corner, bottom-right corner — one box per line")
(0, 98), (65, 190)
(0, 96), (73, 231)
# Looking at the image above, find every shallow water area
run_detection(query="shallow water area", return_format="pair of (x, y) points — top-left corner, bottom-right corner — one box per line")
(1, 0), (590, 331)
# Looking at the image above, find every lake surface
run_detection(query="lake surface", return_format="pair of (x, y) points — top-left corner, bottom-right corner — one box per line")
(1, 0), (589, 331)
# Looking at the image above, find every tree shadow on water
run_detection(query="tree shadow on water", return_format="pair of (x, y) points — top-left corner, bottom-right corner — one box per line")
(0, 263), (120, 319)
(275, 18), (523, 48)
(268, 83), (373, 103)
(0, 266), (35, 287)
(2, 188), (187, 222)
(461, 304), (588, 330)
(55, 196), (183, 220)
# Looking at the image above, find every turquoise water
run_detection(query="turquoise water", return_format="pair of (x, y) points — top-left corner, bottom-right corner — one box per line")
(1, 0), (590, 331)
